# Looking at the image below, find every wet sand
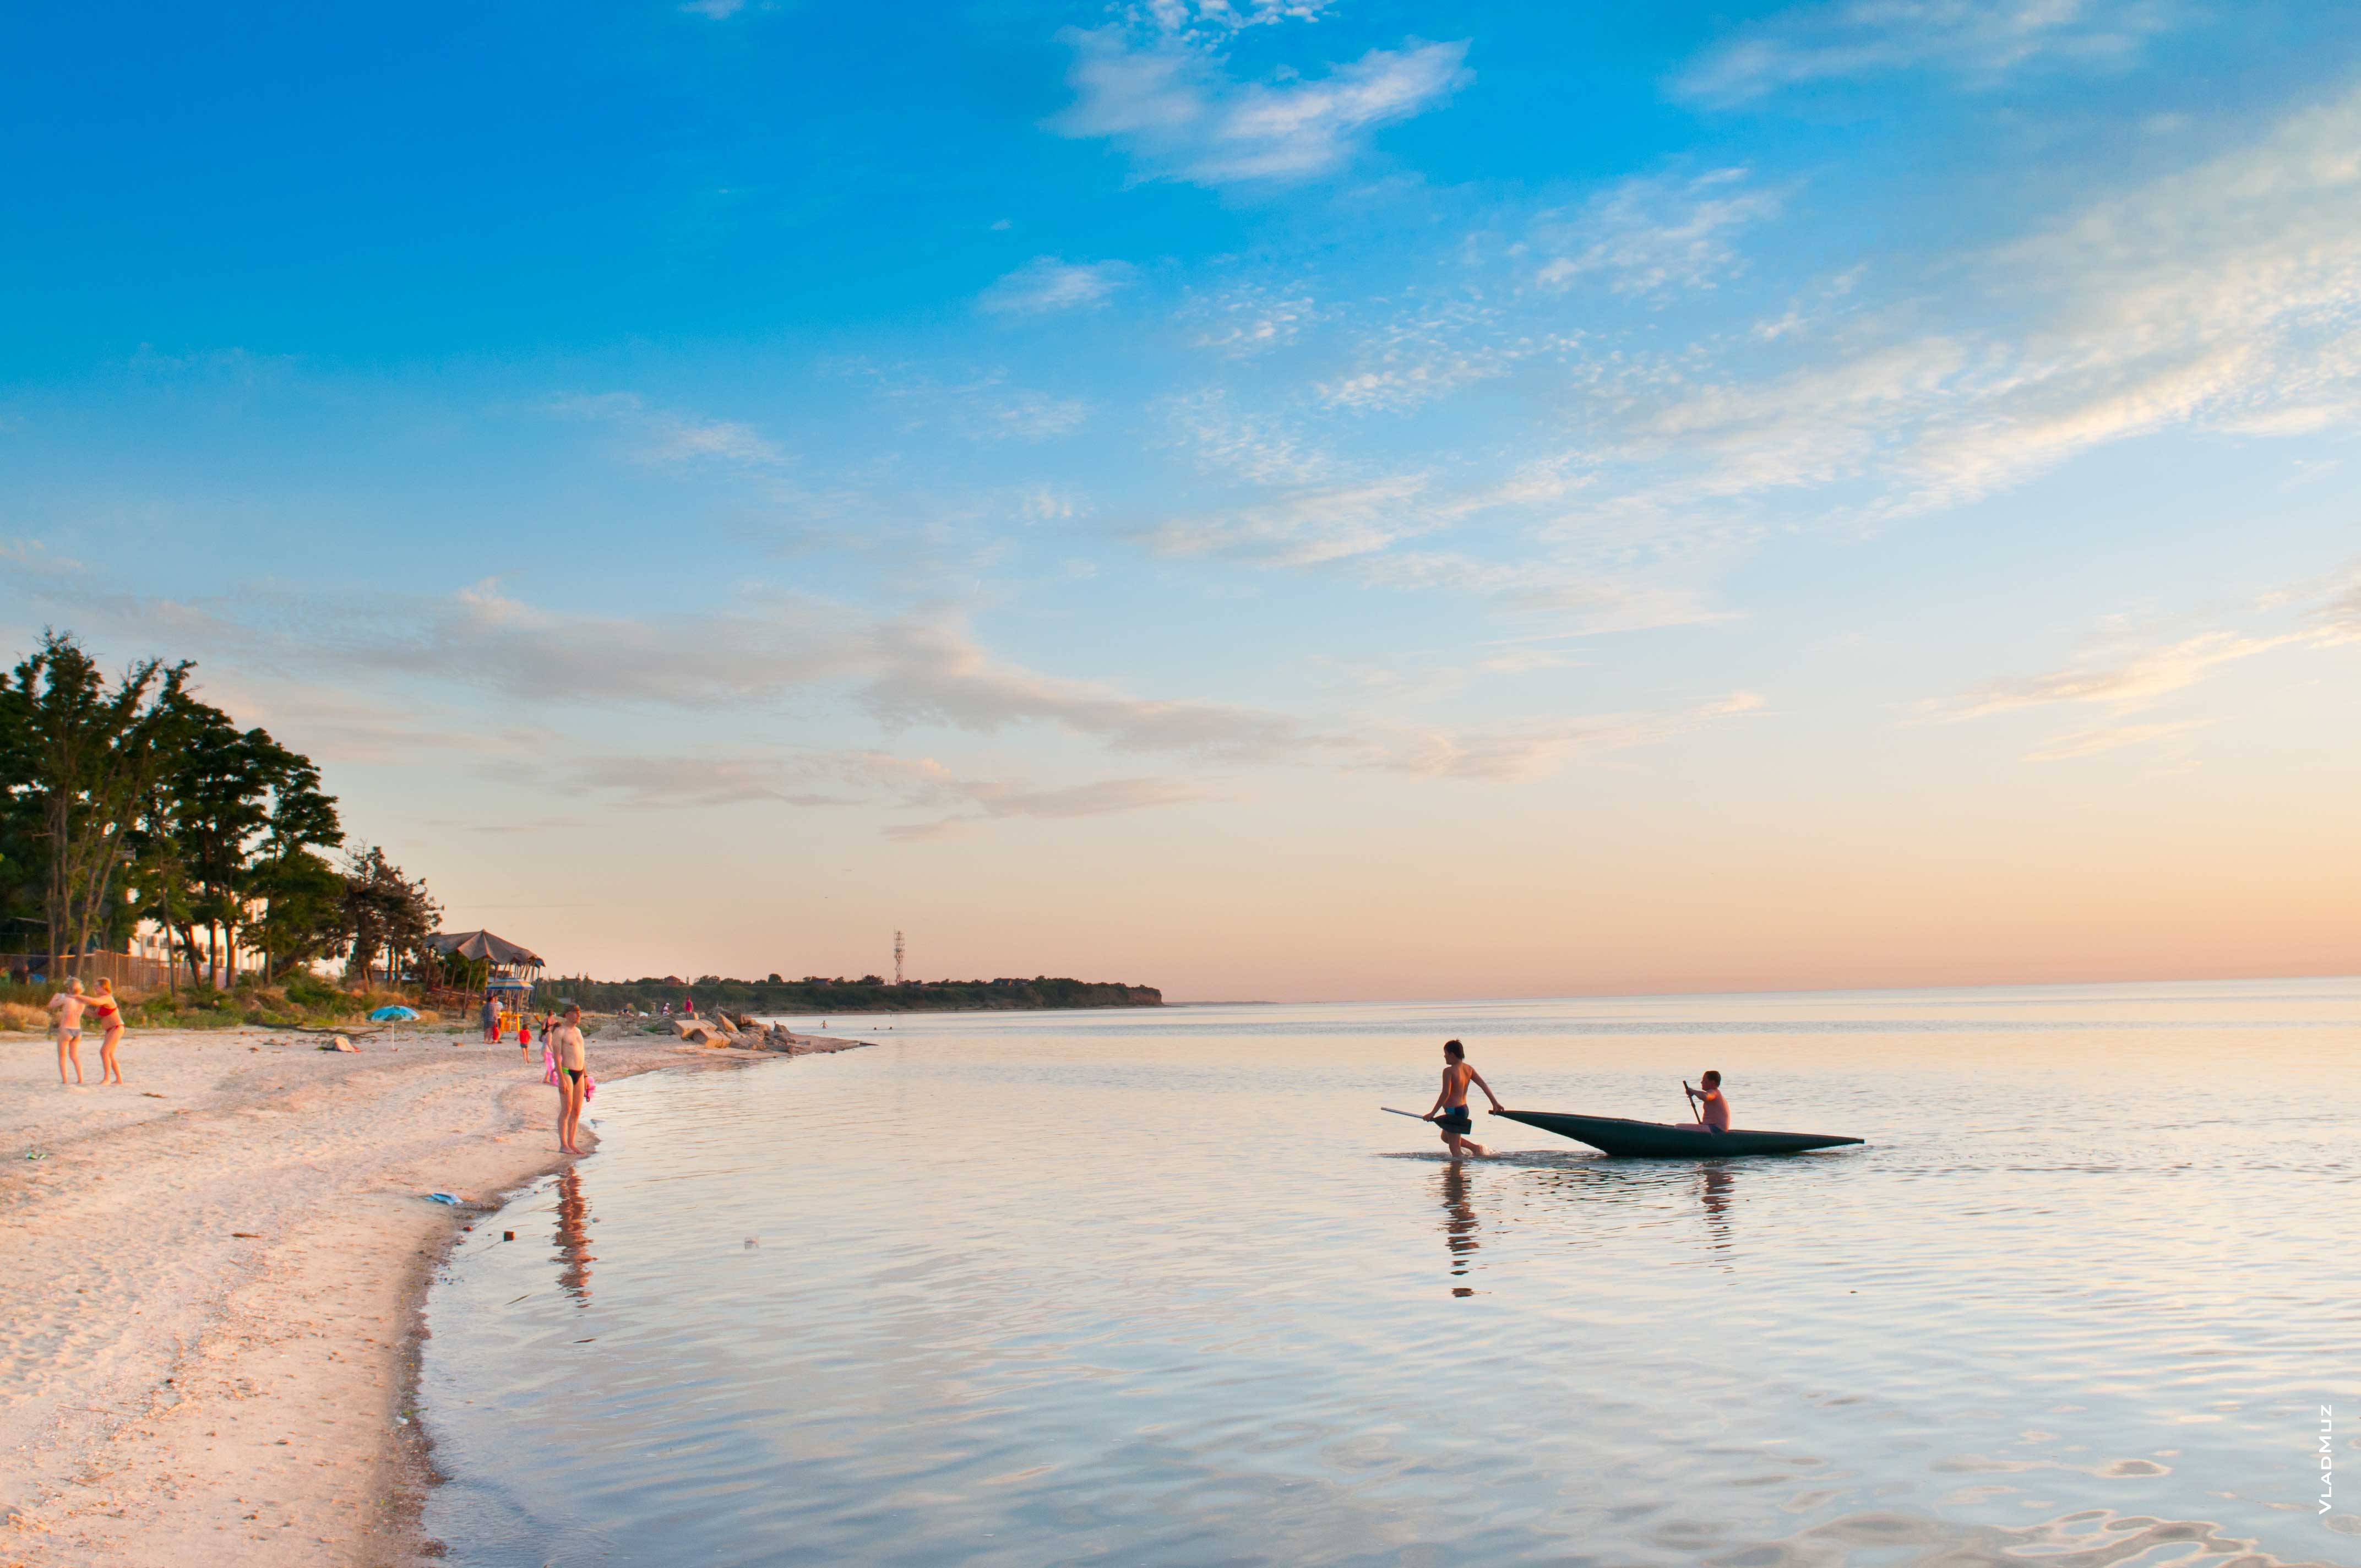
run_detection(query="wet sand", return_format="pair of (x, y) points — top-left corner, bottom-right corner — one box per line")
(0, 1019), (864, 1567)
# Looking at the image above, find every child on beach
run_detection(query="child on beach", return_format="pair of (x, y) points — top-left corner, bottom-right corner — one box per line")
(46, 980), (87, 1087)
(1424, 1039), (1507, 1161)
(1683, 1071), (1731, 1131)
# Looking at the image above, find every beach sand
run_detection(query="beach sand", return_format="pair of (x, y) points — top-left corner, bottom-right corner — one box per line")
(0, 1019), (862, 1567)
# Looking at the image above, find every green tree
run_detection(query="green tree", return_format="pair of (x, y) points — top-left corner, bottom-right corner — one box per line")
(339, 846), (440, 988)
(0, 631), (191, 974)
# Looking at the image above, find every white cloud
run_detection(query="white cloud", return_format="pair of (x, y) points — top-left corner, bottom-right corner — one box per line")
(49, 581), (1323, 765)
(1136, 474), (1437, 567)
(547, 391), (784, 468)
(1128, 0), (1337, 41)
(1052, 26), (1469, 187)
(1677, 0), (2185, 106)
(1533, 168), (1783, 297)
(2022, 719), (2215, 762)
(982, 390), (1091, 441)
(1931, 630), (2302, 722)
(1180, 282), (1326, 357)
(1161, 389), (1338, 485)
(1371, 690), (1764, 781)
(1316, 296), (1577, 414)
(1564, 83), (2361, 522)
(529, 746), (1222, 841)
(978, 257), (1136, 315)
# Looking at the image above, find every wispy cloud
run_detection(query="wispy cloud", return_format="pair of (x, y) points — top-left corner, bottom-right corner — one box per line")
(1160, 389), (1339, 485)
(1564, 82), (2361, 523)
(1931, 630), (2302, 721)
(1137, 474), (1436, 567)
(48, 580), (1324, 764)
(1179, 282), (1326, 357)
(1315, 295), (1575, 413)
(2022, 718), (2214, 762)
(1052, 26), (1469, 186)
(547, 391), (784, 467)
(979, 256), (1136, 315)
(1370, 690), (1764, 781)
(1677, 0), (2186, 106)
(1533, 168), (1783, 297)
(542, 746), (1221, 841)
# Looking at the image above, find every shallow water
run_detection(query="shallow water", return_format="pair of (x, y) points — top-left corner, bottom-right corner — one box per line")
(421, 981), (2361, 1566)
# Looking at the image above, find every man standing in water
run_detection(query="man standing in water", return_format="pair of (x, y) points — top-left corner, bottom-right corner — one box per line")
(550, 1002), (590, 1155)
(1423, 1038), (1506, 1161)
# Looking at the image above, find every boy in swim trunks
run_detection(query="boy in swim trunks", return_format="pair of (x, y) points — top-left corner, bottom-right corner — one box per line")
(550, 1003), (589, 1155)
(1423, 1038), (1506, 1161)
(47, 979), (88, 1087)
(1683, 1070), (1731, 1131)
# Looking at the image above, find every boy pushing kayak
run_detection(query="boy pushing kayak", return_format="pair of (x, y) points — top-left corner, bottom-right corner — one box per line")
(1423, 1038), (1506, 1160)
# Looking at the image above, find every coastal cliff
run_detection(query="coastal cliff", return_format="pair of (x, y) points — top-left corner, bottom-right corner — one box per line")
(547, 975), (1164, 1014)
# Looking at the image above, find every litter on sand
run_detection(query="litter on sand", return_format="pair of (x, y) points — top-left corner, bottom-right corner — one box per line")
(425, 1192), (463, 1206)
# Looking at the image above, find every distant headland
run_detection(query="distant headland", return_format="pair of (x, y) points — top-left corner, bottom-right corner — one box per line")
(546, 974), (1163, 1014)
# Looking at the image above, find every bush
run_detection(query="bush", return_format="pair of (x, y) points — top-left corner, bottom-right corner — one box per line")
(1, 1001), (47, 1032)
(284, 972), (340, 1008)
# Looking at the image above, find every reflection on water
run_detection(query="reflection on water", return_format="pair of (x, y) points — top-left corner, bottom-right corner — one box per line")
(551, 1166), (594, 1305)
(422, 982), (2361, 1567)
(1695, 1161), (1736, 1260)
(1436, 1163), (1479, 1295)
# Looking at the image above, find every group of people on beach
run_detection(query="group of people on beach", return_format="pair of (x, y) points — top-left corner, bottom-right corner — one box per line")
(1419, 1038), (1729, 1160)
(43, 978), (127, 1088)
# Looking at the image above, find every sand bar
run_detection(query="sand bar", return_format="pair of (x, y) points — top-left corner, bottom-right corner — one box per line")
(0, 1020), (863, 1567)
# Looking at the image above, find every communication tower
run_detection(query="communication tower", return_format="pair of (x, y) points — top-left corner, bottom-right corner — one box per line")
(894, 930), (905, 986)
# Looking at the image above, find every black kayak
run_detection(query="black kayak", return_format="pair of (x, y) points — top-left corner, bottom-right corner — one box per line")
(1494, 1109), (1863, 1158)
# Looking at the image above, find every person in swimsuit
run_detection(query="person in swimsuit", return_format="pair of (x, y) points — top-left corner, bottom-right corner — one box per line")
(46, 979), (88, 1087)
(1683, 1071), (1731, 1132)
(1423, 1038), (1506, 1161)
(550, 1003), (589, 1155)
(87, 978), (126, 1086)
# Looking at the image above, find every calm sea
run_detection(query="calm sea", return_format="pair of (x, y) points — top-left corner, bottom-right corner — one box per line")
(419, 981), (2361, 1566)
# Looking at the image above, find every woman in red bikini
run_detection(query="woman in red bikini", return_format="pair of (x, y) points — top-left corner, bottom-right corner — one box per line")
(87, 978), (127, 1086)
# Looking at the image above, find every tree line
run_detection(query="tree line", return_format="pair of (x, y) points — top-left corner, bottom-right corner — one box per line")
(550, 973), (1165, 1014)
(0, 630), (440, 991)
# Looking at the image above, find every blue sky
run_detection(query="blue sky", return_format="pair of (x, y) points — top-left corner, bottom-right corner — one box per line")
(6, 1), (2359, 996)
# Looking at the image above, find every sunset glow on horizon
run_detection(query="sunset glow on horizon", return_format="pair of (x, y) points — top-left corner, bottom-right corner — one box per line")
(4, 3), (2357, 999)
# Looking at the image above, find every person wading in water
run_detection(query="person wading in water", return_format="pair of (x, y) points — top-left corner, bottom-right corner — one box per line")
(550, 1003), (591, 1155)
(1423, 1038), (1506, 1161)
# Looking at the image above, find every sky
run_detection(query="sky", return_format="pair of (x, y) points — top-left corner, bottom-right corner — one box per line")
(4, 0), (2359, 1000)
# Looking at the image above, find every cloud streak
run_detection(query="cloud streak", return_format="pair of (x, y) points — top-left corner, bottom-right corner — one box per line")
(980, 257), (1136, 315)
(1677, 0), (2185, 106)
(1052, 26), (1469, 186)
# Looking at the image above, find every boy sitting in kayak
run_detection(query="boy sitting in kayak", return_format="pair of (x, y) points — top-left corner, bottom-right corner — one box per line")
(1424, 1039), (1506, 1161)
(1683, 1071), (1731, 1132)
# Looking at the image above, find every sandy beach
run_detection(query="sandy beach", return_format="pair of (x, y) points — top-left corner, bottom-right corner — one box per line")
(0, 1019), (862, 1568)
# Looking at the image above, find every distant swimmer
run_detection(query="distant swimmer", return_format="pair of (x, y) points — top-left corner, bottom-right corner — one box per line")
(1423, 1038), (1506, 1161)
(1683, 1071), (1731, 1132)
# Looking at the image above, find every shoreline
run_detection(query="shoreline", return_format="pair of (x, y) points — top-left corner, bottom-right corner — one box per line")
(0, 1019), (870, 1567)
